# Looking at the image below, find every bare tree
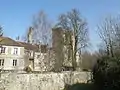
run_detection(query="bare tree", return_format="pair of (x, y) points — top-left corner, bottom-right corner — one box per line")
(0, 26), (3, 36)
(97, 43), (108, 57)
(32, 10), (52, 45)
(22, 10), (52, 45)
(97, 15), (120, 57)
(56, 9), (89, 69)
(81, 51), (97, 71)
(112, 15), (120, 54)
(22, 10), (56, 73)
(37, 48), (55, 72)
(31, 11), (55, 72)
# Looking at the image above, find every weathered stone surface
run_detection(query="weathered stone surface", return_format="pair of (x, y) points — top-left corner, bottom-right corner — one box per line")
(0, 71), (91, 90)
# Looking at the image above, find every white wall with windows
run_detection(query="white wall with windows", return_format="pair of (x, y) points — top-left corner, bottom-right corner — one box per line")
(0, 45), (22, 55)
(0, 46), (8, 54)
(0, 45), (25, 70)
(11, 46), (21, 55)
(1, 58), (24, 70)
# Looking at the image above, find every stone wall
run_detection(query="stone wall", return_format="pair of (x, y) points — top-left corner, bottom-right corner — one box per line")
(0, 71), (91, 90)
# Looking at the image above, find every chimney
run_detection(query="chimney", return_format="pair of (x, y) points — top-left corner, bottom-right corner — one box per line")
(27, 27), (33, 44)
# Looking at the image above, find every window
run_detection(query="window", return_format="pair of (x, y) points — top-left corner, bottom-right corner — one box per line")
(0, 47), (6, 53)
(13, 60), (17, 66)
(13, 48), (18, 54)
(0, 59), (4, 66)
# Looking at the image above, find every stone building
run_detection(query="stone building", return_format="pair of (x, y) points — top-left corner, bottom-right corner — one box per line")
(0, 27), (80, 72)
(52, 27), (80, 71)
(52, 28), (64, 71)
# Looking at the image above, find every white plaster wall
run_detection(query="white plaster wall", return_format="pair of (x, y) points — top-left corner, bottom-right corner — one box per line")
(2, 58), (24, 70)
(0, 45), (25, 70)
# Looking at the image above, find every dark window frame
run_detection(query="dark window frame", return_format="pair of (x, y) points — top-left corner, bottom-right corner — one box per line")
(13, 59), (17, 66)
(0, 59), (4, 66)
(0, 47), (6, 53)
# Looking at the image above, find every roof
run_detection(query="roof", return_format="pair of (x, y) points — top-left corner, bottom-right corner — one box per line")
(0, 36), (22, 47)
(18, 42), (39, 52)
(0, 36), (47, 52)
(18, 42), (48, 52)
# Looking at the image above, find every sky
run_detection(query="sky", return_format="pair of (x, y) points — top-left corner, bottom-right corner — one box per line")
(0, 0), (120, 51)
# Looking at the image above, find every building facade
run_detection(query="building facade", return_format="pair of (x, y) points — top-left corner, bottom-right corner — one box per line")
(0, 37), (49, 72)
(0, 37), (25, 71)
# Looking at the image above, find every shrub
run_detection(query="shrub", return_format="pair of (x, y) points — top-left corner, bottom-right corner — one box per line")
(23, 66), (32, 73)
(92, 56), (120, 90)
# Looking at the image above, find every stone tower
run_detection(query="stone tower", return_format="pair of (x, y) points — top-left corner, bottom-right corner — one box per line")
(52, 27), (64, 71)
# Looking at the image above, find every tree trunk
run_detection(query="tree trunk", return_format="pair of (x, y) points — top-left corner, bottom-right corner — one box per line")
(106, 44), (110, 56)
(109, 39), (114, 57)
(72, 36), (77, 70)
